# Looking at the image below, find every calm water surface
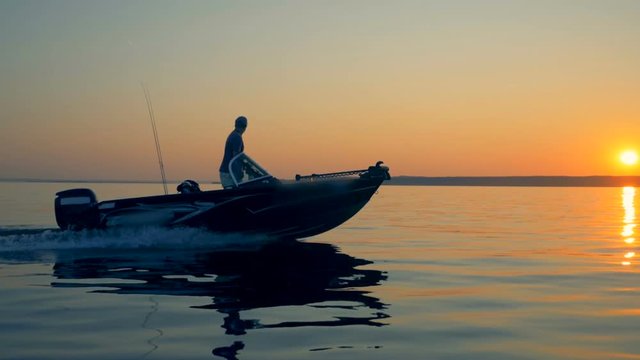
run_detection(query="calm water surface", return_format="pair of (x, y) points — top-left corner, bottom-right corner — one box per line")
(0, 182), (638, 359)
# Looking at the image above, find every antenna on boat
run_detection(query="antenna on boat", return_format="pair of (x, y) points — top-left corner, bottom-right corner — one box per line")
(141, 82), (168, 195)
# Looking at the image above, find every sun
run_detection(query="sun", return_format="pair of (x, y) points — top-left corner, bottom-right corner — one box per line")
(620, 150), (639, 166)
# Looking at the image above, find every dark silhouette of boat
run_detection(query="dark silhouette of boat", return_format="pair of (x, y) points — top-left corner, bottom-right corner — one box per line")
(54, 154), (390, 239)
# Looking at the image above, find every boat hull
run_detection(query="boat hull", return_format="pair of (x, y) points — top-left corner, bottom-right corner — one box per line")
(56, 176), (385, 239)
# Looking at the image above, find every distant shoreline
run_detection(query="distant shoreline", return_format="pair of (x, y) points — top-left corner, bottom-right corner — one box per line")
(1, 176), (638, 187)
(386, 176), (640, 187)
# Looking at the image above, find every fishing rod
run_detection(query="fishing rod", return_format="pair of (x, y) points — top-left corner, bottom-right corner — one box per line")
(141, 83), (168, 195)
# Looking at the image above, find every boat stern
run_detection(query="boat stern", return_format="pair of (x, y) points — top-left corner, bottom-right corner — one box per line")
(55, 188), (100, 230)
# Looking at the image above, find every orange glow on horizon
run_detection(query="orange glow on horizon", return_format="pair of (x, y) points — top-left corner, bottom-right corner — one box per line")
(1, 2), (640, 181)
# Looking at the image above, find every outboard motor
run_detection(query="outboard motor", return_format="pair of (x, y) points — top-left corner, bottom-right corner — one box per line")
(54, 188), (99, 230)
(177, 180), (201, 194)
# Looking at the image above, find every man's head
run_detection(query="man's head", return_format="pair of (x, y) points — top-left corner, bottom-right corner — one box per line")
(235, 116), (248, 134)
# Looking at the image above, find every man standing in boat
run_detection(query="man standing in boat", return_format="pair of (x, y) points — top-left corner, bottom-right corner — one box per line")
(219, 116), (248, 189)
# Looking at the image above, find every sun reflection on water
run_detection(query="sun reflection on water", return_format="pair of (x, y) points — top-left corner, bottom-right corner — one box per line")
(621, 187), (636, 266)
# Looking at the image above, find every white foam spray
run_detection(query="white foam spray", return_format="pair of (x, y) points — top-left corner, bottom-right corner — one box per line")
(0, 226), (273, 252)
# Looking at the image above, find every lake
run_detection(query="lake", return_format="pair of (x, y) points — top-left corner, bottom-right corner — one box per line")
(0, 182), (638, 359)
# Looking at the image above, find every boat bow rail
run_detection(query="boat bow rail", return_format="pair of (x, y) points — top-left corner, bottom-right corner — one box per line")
(295, 161), (391, 182)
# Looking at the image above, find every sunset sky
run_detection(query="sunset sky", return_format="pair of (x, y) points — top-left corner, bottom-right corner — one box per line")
(1, 0), (639, 181)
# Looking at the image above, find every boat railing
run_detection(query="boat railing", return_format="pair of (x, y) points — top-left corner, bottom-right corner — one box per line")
(295, 169), (368, 181)
(295, 161), (390, 181)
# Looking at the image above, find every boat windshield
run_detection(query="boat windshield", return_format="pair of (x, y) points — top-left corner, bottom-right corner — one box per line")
(228, 153), (273, 187)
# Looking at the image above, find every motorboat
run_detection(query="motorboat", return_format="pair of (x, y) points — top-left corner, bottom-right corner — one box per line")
(54, 153), (390, 239)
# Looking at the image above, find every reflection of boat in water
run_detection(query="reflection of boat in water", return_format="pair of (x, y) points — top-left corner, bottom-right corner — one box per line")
(54, 154), (390, 239)
(50, 240), (389, 359)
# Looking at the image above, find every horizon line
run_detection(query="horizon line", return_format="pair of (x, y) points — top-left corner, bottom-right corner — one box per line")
(1, 174), (639, 184)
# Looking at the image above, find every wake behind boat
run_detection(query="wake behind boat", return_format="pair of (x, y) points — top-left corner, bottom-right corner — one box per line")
(54, 153), (390, 239)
